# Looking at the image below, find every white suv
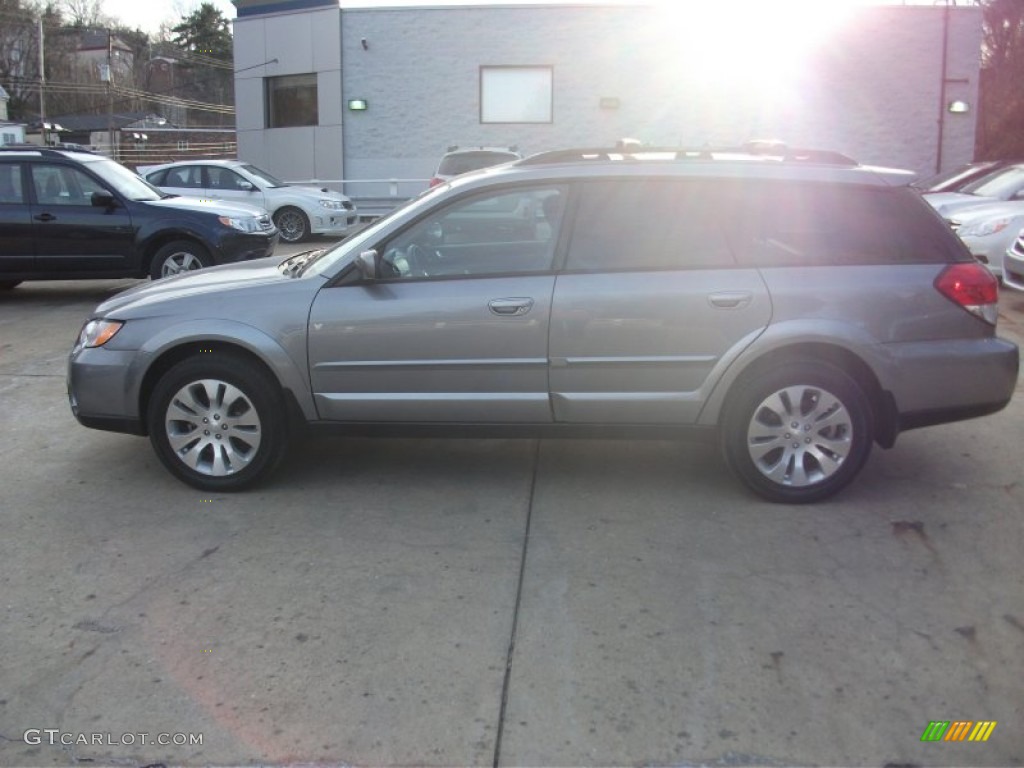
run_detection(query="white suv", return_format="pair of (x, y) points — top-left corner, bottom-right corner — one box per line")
(428, 147), (521, 188)
(140, 159), (358, 243)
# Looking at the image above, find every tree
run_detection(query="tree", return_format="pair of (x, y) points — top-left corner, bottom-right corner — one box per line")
(977, 0), (1024, 159)
(169, 2), (232, 61)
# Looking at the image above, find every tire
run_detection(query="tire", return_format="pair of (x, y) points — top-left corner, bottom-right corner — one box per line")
(721, 361), (873, 504)
(150, 240), (211, 280)
(147, 355), (289, 491)
(0, 281), (22, 290)
(273, 206), (310, 243)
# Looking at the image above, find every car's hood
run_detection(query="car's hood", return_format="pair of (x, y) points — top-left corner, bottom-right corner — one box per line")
(924, 191), (998, 216)
(285, 185), (351, 202)
(143, 195), (269, 217)
(948, 199), (1024, 224)
(95, 255), (304, 316)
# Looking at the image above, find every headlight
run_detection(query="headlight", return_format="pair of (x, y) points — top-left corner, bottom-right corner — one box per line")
(76, 319), (124, 349)
(959, 218), (1010, 238)
(319, 199), (346, 211)
(218, 215), (263, 233)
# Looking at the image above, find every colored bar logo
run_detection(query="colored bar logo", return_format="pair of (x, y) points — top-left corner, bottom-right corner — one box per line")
(921, 721), (997, 742)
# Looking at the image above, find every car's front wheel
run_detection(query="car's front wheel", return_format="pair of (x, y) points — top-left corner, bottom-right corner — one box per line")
(150, 240), (211, 280)
(721, 361), (873, 504)
(148, 355), (289, 491)
(273, 207), (310, 243)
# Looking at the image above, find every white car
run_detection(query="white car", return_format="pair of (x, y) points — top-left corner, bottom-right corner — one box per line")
(1003, 228), (1024, 291)
(924, 162), (1024, 217)
(948, 200), (1024, 280)
(139, 160), (358, 243)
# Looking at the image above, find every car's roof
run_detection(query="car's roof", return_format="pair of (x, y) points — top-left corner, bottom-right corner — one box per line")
(441, 147), (915, 189)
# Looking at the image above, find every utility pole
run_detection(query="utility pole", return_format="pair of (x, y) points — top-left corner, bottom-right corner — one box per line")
(38, 18), (46, 144)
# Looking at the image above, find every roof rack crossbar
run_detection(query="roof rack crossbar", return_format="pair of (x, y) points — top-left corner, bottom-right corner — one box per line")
(517, 145), (858, 168)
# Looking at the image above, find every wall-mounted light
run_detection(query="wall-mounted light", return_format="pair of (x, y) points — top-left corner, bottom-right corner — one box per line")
(948, 100), (970, 114)
(348, 99), (369, 111)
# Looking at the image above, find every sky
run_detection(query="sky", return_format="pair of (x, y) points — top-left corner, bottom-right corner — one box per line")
(97, 0), (938, 36)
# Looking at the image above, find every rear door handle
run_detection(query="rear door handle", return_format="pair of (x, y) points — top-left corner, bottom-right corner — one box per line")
(708, 291), (753, 309)
(488, 297), (534, 316)
(34, 213), (56, 222)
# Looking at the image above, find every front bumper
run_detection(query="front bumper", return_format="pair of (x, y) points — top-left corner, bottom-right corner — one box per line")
(68, 346), (146, 435)
(213, 230), (279, 265)
(310, 212), (359, 237)
(1004, 242), (1024, 291)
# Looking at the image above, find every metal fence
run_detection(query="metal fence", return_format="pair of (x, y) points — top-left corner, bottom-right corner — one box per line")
(285, 177), (427, 220)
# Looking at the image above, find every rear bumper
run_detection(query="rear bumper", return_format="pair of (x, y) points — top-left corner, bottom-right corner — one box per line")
(884, 336), (1018, 431)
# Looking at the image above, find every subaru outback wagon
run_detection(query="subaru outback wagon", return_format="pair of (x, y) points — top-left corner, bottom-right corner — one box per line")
(68, 145), (1019, 503)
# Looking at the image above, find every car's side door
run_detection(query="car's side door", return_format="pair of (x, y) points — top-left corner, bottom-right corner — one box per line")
(549, 179), (772, 424)
(307, 184), (568, 422)
(29, 163), (135, 273)
(0, 162), (35, 273)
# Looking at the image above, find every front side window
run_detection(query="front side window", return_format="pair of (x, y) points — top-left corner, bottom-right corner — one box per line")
(379, 185), (567, 279)
(31, 164), (107, 206)
(566, 180), (735, 272)
(480, 66), (552, 124)
(207, 167), (248, 191)
(266, 73), (318, 128)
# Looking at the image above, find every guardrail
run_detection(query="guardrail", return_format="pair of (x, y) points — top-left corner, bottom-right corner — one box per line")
(285, 177), (428, 221)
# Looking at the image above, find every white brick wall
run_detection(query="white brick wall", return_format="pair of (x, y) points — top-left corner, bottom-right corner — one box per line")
(234, 3), (982, 186)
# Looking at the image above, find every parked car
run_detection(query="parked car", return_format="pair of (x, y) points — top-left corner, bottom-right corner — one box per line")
(68, 144), (1018, 503)
(912, 159), (1020, 194)
(948, 201), (1024, 279)
(139, 159), (358, 244)
(0, 146), (277, 287)
(924, 162), (1024, 217)
(428, 146), (521, 187)
(1003, 228), (1024, 291)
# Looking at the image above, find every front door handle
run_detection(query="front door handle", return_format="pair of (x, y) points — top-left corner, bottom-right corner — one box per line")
(708, 291), (753, 309)
(34, 213), (56, 222)
(488, 297), (534, 316)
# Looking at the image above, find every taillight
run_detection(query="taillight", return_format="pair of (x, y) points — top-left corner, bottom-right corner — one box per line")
(428, 177), (443, 188)
(934, 263), (999, 325)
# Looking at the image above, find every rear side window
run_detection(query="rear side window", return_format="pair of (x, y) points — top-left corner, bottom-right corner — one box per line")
(727, 182), (968, 266)
(565, 179), (735, 271)
(0, 164), (23, 203)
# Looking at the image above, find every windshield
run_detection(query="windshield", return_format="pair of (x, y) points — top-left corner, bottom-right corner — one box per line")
(240, 163), (288, 188)
(87, 157), (164, 201)
(961, 165), (1024, 198)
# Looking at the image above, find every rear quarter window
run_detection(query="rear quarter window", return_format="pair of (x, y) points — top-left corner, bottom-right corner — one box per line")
(728, 181), (969, 266)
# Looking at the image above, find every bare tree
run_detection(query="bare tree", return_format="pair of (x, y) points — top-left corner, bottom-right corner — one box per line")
(58, 0), (110, 27)
(977, 0), (1024, 158)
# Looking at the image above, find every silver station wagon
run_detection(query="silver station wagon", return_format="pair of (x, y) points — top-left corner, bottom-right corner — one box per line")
(68, 146), (1019, 503)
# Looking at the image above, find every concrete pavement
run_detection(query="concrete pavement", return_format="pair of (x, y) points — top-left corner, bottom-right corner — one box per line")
(0, 256), (1022, 767)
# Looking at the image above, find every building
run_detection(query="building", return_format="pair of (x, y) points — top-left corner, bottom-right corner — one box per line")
(232, 0), (982, 193)
(0, 85), (27, 145)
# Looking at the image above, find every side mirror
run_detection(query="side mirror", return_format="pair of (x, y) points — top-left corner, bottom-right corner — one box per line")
(354, 249), (379, 280)
(239, 180), (255, 192)
(91, 191), (117, 208)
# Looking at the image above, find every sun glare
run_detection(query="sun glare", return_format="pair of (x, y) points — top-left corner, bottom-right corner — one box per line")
(651, 0), (867, 95)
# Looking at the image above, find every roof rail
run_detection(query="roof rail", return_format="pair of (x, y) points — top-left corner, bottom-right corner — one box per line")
(518, 143), (858, 168)
(0, 144), (96, 156)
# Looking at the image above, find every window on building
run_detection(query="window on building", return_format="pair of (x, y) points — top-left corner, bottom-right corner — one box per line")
(2, 132), (17, 146)
(266, 73), (319, 128)
(177, 140), (189, 151)
(480, 66), (552, 124)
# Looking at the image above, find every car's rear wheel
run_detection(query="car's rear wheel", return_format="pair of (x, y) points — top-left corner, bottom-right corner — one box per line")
(0, 281), (22, 290)
(721, 361), (873, 504)
(274, 207), (310, 243)
(148, 356), (288, 491)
